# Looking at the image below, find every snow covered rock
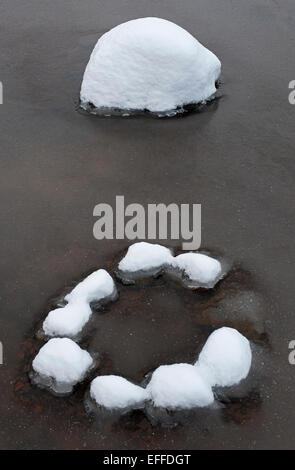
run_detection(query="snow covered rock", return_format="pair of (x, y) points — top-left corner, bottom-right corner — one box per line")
(80, 17), (221, 114)
(172, 252), (222, 287)
(65, 269), (115, 304)
(32, 338), (93, 390)
(90, 375), (148, 409)
(147, 363), (214, 409)
(196, 327), (252, 387)
(43, 269), (116, 337)
(43, 302), (92, 337)
(118, 242), (173, 273)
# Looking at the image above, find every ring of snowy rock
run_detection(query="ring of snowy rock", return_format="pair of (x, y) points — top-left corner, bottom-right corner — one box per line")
(31, 242), (252, 412)
(80, 17), (221, 116)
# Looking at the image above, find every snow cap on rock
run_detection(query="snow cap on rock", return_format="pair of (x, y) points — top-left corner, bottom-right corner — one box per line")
(196, 327), (252, 387)
(43, 302), (92, 337)
(65, 269), (115, 304)
(80, 17), (221, 113)
(90, 375), (148, 409)
(118, 242), (173, 272)
(147, 363), (214, 409)
(32, 338), (93, 385)
(173, 252), (222, 286)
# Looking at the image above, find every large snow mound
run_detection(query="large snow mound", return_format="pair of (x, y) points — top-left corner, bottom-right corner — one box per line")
(173, 252), (222, 286)
(32, 338), (93, 385)
(147, 363), (214, 409)
(80, 17), (221, 114)
(196, 327), (252, 387)
(118, 242), (173, 272)
(90, 375), (148, 409)
(43, 269), (116, 337)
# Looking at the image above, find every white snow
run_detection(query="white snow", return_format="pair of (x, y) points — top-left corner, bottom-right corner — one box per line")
(147, 363), (214, 409)
(118, 242), (173, 272)
(196, 327), (252, 387)
(65, 269), (115, 304)
(80, 17), (221, 114)
(43, 302), (92, 337)
(90, 375), (148, 409)
(43, 269), (116, 337)
(172, 252), (221, 285)
(32, 338), (93, 385)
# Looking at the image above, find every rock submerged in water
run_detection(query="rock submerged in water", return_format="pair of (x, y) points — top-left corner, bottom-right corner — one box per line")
(80, 17), (221, 115)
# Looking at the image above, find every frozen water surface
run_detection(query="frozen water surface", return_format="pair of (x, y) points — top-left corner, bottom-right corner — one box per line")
(2, 0), (293, 449)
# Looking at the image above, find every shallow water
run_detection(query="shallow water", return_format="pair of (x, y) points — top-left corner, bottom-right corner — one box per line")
(1, 0), (295, 449)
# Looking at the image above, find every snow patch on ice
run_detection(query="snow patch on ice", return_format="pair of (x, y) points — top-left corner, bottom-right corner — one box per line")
(90, 375), (148, 410)
(80, 17), (221, 115)
(43, 269), (116, 337)
(147, 363), (214, 410)
(32, 338), (93, 393)
(196, 327), (252, 387)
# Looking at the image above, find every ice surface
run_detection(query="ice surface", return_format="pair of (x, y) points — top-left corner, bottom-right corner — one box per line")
(80, 17), (221, 114)
(196, 327), (252, 387)
(90, 375), (148, 409)
(118, 242), (173, 273)
(32, 338), (93, 390)
(172, 252), (222, 286)
(43, 269), (116, 337)
(147, 363), (214, 409)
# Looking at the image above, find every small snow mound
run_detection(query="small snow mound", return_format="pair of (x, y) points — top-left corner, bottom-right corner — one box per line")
(80, 17), (221, 114)
(90, 375), (148, 409)
(118, 242), (173, 272)
(32, 338), (93, 387)
(43, 302), (92, 337)
(172, 252), (222, 286)
(196, 327), (252, 387)
(147, 363), (214, 409)
(65, 269), (115, 304)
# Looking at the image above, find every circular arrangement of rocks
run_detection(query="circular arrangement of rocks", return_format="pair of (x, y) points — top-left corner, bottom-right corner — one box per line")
(30, 242), (252, 413)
